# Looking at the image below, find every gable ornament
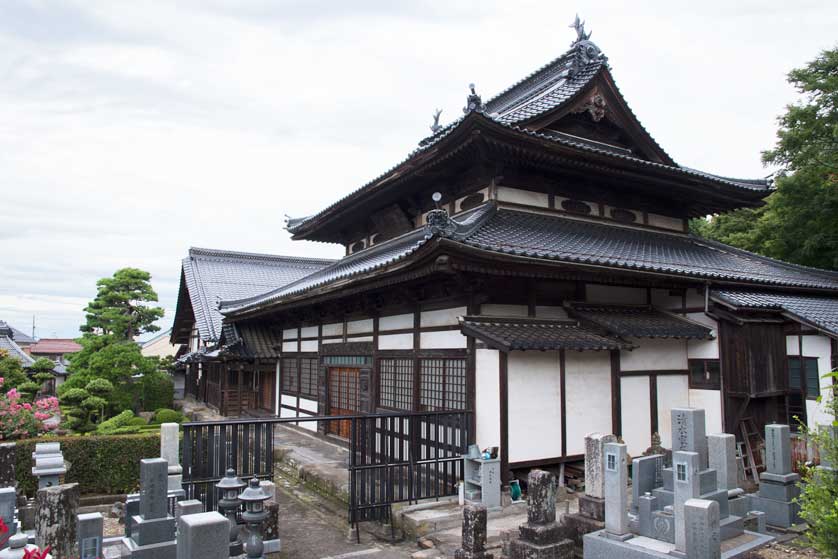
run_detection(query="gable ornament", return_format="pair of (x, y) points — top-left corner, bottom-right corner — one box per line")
(581, 93), (607, 122)
(462, 83), (483, 114)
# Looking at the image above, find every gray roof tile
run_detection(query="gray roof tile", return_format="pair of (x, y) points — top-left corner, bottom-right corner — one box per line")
(460, 316), (632, 352)
(0, 335), (35, 366)
(566, 303), (713, 339)
(711, 289), (838, 336)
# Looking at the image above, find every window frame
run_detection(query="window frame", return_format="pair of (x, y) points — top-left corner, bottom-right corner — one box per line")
(788, 356), (820, 401)
(688, 358), (721, 390)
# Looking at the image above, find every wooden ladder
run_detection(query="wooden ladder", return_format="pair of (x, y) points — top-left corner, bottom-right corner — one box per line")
(739, 417), (764, 483)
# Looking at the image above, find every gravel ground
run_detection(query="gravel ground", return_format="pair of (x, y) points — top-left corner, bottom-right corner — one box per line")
(747, 540), (826, 559)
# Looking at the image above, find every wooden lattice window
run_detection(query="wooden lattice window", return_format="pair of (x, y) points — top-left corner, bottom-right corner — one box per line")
(300, 358), (319, 398)
(379, 358), (414, 410)
(419, 358), (467, 411)
(329, 368), (360, 412)
(281, 358), (299, 393)
(688, 359), (720, 390)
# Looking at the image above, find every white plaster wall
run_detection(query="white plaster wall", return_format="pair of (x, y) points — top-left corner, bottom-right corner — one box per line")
(786, 335), (800, 356)
(803, 335), (834, 429)
(496, 186), (549, 208)
(347, 336), (373, 342)
(300, 397), (318, 413)
(280, 406), (296, 419)
(347, 319), (374, 334)
(475, 349), (500, 450)
(281, 394), (296, 407)
(656, 375), (690, 448)
(565, 351), (612, 455)
(508, 352), (562, 462)
(301, 326), (318, 338)
(321, 339), (343, 345)
(282, 341), (298, 353)
(689, 389), (723, 434)
(585, 285), (646, 305)
(300, 340), (318, 352)
(480, 304), (528, 317)
(620, 338), (688, 371)
(283, 328), (298, 339)
(621, 376), (651, 456)
(686, 313), (719, 359)
(650, 289), (683, 310)
(322, 323), (343, 337)
(421, 307), (466, 327)
(647, 213), (684, 231)
(420, 331), (468, 349)
(379, 313), (413, 331)
(535, 306), (569, 319)
(378, 333), (414, 350)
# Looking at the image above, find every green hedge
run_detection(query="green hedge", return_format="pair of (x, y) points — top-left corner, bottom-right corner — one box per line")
(15, 433), (161, 497)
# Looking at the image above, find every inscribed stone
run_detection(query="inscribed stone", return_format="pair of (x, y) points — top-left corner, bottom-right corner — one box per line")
(707, 434), (737, 491)
(631, 455), (662, 512)
(684, 498), (720, 559)
(671, 408), (707, 468)
(584, 433), (616, 499)
(603, 442), (628, 536)
(765, 424), (792, 475)
(139, 458), (168, 520)
(77, 512), (103, 559)
(673, 451), (700, 553)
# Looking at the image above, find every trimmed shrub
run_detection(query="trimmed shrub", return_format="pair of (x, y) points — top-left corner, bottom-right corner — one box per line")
(152, 408), (184, 424)
(15, 432), (161, 496)
(128, 417), (148, 427)
(96, 410), (141, 435)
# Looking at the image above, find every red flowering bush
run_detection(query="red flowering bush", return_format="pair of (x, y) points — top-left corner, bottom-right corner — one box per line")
(0, 377), (59, 440)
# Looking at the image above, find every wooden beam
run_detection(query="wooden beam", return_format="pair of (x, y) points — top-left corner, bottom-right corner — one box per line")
(610, 349), (621, 436)
(560, 349), (567, 457)
(650, 373), (659, 438)
(499, 351), (509, 486)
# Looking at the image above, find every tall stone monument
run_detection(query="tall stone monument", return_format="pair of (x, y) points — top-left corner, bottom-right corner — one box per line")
(508, 469), (573, 559)
(35, 483), (79, 559)
(603, 442), (629, 539)
(707, 434), (737, 491)
(671, 408), (708, 468)
(673, 451), (700, 553)
(454, 504), (493, 559)
(580, 432), (616, 521)
(160, 423), (183, 494)
(751, 424), (801, 527)
(124, 458), (177, 559)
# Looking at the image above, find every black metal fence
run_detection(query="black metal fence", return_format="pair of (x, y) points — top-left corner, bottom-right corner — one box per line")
(181, 410), (471, 530)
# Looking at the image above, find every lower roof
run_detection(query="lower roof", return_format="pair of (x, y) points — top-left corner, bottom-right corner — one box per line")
(566, 303), (714, 340)
(711, 289), (838, 337)
(459, 316), (632, 352)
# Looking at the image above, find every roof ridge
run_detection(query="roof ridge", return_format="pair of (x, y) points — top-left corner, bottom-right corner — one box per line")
(693, 236), (838, 280)
(189, 246), (336, 265)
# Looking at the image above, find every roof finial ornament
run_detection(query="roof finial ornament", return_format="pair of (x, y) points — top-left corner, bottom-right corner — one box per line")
(430, 108), (443, 133)
(463, 83), (483, 114)
(569, 14), (591, 44)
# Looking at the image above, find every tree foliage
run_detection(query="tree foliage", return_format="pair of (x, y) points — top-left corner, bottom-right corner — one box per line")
(0, 349), (28, 393)
(692, 47), (838, 270)
(80, 268), (165, 340)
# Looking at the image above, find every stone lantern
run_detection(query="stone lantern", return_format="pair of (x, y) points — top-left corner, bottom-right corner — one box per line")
(215, 468), (245, 556)
(239, 478), (269, 559)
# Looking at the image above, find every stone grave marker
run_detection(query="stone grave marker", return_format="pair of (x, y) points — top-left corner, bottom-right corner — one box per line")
(454, 503), (493, 559)
(754, 424), (801, 527)
(604, 442), (629, 538)
(509, 469), (573, 559)
(671, 408), (707, 468)
(631, 454), (663, 513)
(0, 487), (15, 550)
(684, 498), (720, 559)
(176, 511), (229, 559)
(35, 483), (79, 559)
(765, 424), (791, 475)
(707, 434), (737, 491)
(160, 423), (183, 493)
(174, 500), (203, 525)
(126, 458), (176, 559)
(584, 433), (616, 499)
(673, 450), (700, 553)
(77, 512), (103, 559)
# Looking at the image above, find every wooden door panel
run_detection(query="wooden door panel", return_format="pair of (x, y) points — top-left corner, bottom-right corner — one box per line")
(328, 367), (360, 438)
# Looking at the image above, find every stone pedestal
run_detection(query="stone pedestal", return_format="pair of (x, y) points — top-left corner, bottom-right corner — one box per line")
(35, 483), (79, 559)
(176, 511), (229, 559)
(454, 504), (493, 559)
(508, 470), (573, 559)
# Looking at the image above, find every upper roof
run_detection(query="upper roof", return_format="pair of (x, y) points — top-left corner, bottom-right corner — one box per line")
(172, 247), (335, 344)
(224, 203), (838, 318)
(286, 25), (770, 242)
(711, 289), (838, 337)
(0, 321), (35, 345)
(29, 338), (82, 355)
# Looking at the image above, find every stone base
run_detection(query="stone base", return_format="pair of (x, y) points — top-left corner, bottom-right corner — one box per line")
(509, 536), (573, 559)
(131, 515), (175, 546)
(562, 512), (604, 551)
(582, 529), (774, 559)
(264, 538), (281, 554)
(519, 522), (568, 545)
(758, 480), (800, 502)
(759, 471), (799, 484)
(577, 495), (605, 521)
(455, 549), (494, 559)
(749, 495), (801, 528)
(720, 515), (744, 540)
(123, 535), (177, 559)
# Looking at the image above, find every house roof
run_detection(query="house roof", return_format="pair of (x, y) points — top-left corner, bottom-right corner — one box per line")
(0, 334), (36, 366)
(286, 34), (769, 241)
(28, 339), (82, 355)
(565, 303), (714, 339)
(172, 247), (335, 344)
(0, 321), (35, 345)
(459, 316), (632, 352)
(223, 203), (838, 318)
(711, 289), (838, 337)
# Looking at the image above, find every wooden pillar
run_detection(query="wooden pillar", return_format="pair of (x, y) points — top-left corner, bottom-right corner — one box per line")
(610, 349), (622, 437)
(649, 373), (659, 439)
(238, 362), (244, 417)
(560, 349), (567, 457)
(499, 351), (509, 486)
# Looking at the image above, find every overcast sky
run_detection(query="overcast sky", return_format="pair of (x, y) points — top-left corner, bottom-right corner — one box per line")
(1, 1), (836, 340)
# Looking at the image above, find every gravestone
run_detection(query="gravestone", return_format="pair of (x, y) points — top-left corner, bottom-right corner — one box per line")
(508, 469), (573, 559)
(707, 434), (737, 491)
(0, 444), (15, 488)
(603, 442), (629, 538)
(77, 512), (103, 559)
(0, 487), (15, 550)
(684, 499), (720, 559)
(176, 511), (229, 559)
(754, 424), (801, 527)
(160, 423), (183, 493)
(35, 483), (79, 559)
(671, 408), (708, 468)
(631, 454), (663, 513)
(764, 424), (791, 475)
(174, 500), (203, 525)
(454, 504), (493, 559)
(637, 493), (657, 538)
(124, 494), (140, 538)
(672, 451), (700, 553)
(579, 433), (615, 521)
(125, 458), (176, 559)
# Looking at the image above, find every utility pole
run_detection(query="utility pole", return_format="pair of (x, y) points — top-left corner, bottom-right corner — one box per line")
(32, 315), (36, 340)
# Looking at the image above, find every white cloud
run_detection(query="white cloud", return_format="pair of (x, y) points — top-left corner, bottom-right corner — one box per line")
(1, 0), (836, 337)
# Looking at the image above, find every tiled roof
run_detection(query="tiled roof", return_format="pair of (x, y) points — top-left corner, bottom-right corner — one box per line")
(566, 303), (713, 339)
(178, 247), (335, 343)
(459, 316), (631, 352)
(0, 335), (36, 366)
(29, 339), (82, 355)
(0, 321), (36, 345)
(462, 208), (838, 290)
(711, 289), (838, 336)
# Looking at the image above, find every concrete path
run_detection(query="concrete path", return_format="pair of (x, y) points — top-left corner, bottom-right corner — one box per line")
(274, 423), (351, 502)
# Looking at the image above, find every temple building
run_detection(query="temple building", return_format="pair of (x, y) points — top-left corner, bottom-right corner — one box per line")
(172, 23), (838, 480)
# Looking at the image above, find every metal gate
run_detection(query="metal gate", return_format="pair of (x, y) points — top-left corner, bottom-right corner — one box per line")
(181, 410), (470, 528)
